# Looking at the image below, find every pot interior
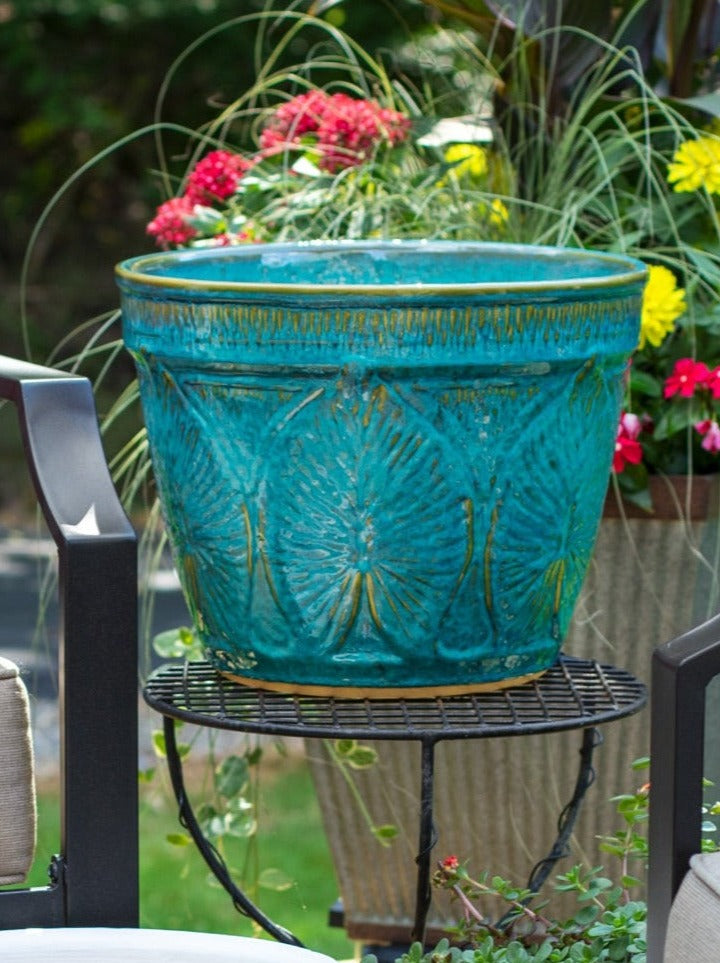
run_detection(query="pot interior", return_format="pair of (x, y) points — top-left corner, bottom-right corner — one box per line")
(117, 241), (646, 295)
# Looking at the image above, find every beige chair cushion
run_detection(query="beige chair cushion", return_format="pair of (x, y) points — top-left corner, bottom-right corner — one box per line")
(0, 657), (36, 885)
(664, 851), (720, 962)
(2, 928), (335, 962)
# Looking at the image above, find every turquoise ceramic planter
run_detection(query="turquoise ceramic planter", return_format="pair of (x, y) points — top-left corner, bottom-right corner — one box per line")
(117, 241), (645, 696)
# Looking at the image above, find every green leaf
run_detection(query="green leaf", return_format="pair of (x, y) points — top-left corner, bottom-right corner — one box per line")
(629, 368), (661, 398)
(224, 810), (257, 839)
(151, 730), (167, 758)
(152, 626), (204, 661)
(574, 904), (600, 925)
(652, 398), (705, 441)
(215, 755), (249, 798)
(227, 795), (253, 815)
(621, 875), (643, 889)
(631, 757), (650, 770)
(372, 824), (399, 846)
(308, 0), (344, 13)
(346, 745), (379, 769)
(247, 746), (264, 766)
(187, 205), (227, 234)
(138, 767), (155, 783)
(618, 479), (654, 514)
(686, 246), (720, 287)
(676, 91), (720, 117)
(166, 832), (192, 846)
(505, 941), (532, 963)
(258, 867), (295, 891)
(292, 155), (323, 178)
(334, 738), (357, 756)
(197, 804), (223, 840)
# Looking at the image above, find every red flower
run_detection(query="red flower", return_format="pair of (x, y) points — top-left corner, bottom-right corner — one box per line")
(259, 91), (410, 171)
(186, 150), (251, 204)
(663, 358), (711, 398)
(704, 366), (720, 399)
(316, 93), (410, 172)
(612, 412), (643, 473)
(211, 230), (256, 246)
(259, 90), (330, 153)
(441, 856), (459, 870)
(146, 196), (197, 249)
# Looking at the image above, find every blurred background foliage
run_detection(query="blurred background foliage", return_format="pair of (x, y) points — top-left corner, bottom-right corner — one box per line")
(0, 0), (431, 511)
(0, 0), (430, 362)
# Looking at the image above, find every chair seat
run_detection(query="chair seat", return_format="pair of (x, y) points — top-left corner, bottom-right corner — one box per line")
(2, 927), (335, 963)
(664, 852), (720, 962)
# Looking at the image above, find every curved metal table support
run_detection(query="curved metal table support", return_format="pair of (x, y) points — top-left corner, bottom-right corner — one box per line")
(145, 656), (646, 947)
(163, 715), (303, 946)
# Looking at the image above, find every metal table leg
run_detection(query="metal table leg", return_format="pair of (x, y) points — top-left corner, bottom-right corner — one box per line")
(412, 739), (437, 942)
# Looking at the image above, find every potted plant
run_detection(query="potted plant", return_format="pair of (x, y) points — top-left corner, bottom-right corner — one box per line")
(115, 3), (720, 940)
(19, 0), (720, 943)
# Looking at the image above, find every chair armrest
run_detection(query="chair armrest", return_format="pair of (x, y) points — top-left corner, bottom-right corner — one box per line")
(0, 355), (133, 543)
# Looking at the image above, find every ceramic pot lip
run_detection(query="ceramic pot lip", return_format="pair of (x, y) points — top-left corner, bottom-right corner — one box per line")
(115, 239), (647, 298)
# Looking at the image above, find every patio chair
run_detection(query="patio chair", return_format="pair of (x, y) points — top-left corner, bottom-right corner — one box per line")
(647, 612), (720, 962)
(0, 355), (332, 963)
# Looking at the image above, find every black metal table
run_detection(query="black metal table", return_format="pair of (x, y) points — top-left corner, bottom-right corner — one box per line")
(143, 654), (647, 947)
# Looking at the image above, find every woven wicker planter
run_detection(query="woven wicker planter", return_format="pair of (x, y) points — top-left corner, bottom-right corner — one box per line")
(307, 474), (720, 939)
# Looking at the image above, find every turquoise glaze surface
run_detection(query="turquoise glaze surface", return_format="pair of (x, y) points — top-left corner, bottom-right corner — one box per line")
(117, 241), (646, 692)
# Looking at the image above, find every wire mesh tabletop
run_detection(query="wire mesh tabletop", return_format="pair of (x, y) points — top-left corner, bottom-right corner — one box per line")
(143, 654), (647, 741)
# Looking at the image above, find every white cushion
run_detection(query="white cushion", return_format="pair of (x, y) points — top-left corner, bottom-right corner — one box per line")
(664, 851), (720, 962)
(0, 657), (36, 884)
(1, 928), (335, 963)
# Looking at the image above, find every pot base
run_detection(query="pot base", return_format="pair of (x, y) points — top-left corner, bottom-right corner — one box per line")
(219, 667), (549, 700)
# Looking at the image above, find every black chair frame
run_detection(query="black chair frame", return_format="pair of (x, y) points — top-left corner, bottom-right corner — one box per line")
(647, 612), (720, 961)
(0, 355), (138, 928)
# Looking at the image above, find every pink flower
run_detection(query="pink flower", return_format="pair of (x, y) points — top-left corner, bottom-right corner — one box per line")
(695, 420), (720, 452)
(663, 358), (711, 398)
(619, 411), (642, 440)
(186, 150), (251, 204)
(441, 856), (459, 870)
(613, 412), (643, 473)
(703, 366), (720, 399)
(146, 196), (197, 249)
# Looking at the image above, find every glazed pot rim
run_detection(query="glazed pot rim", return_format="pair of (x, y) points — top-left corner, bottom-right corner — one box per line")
(116, 239), (647, 298)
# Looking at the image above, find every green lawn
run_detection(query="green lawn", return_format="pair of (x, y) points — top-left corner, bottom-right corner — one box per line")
(29, 755), (353, 959)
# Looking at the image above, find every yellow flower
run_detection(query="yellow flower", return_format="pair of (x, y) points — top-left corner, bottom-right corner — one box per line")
(667, 136), (720, 194)
(488, 198), (509, 228)
(639, 265), (686, 349)
(443, 143), (488, 180)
